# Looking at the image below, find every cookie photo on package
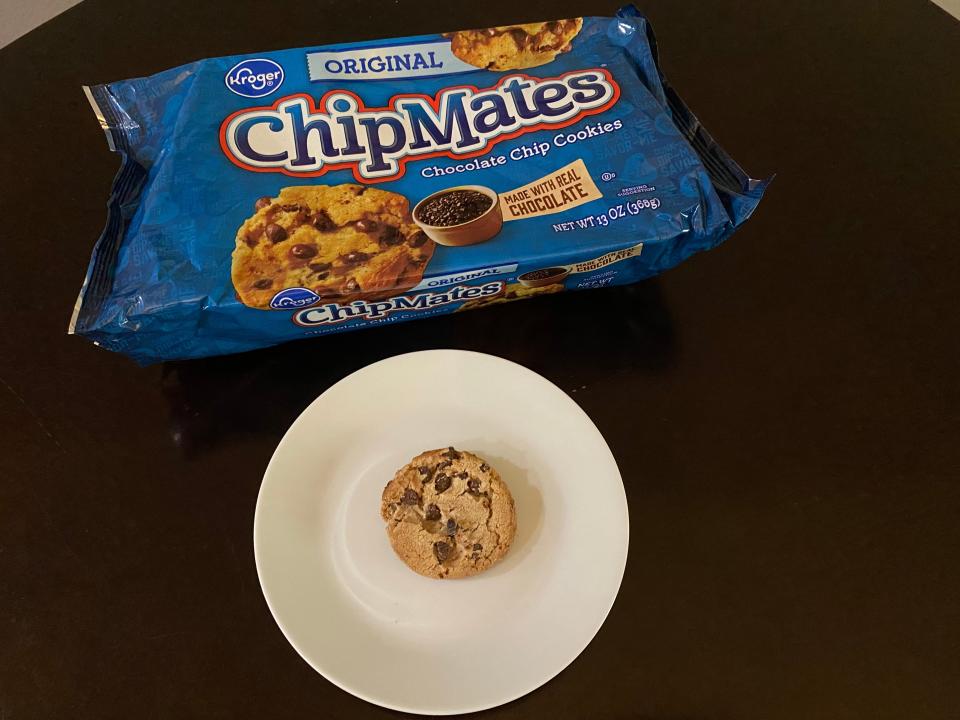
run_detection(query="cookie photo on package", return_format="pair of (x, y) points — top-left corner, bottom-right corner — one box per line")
(70, 6), (769, 363)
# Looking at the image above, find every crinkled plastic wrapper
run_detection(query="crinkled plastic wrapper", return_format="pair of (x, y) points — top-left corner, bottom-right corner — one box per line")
(71, 6), (768, 363)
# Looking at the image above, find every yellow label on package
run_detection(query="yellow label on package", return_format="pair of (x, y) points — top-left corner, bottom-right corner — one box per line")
(573, 242), (644, 273)
(498, 159), (602, 221)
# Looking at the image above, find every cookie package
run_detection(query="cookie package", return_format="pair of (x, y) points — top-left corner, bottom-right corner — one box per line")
(71, 6), (768, 363)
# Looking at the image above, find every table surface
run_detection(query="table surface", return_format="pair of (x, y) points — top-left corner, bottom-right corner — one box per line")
(2, 1), (959, 718)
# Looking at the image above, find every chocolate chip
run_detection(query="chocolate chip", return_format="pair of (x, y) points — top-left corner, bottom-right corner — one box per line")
(409, 230), (428, 247)
(281, 203), (301, 212)
(434, 474), (451, 493)
(509, 28), (531, 48)
(344, 278), (359, 293)
(425, 504), (441, 521)
(458, 471), (468, 480)
(255, 196), (272, 211)
(433, 541), (452, 562)
(265, 223), (287, 243)
(252, 278), (272, 289)
(379, 225), (403, 245)
(355, 218), (378, 233)
(244, 232), (259, 247)
(442, 447), (461, 460)
(314, 272), (329, 281)
(401, 488), (420, 505)
(342, 251), (370, 264)
(480, 463), (490, 472)
(417, 466), (431, 476)
(444, 518), (457, 536)
(467, 478), (481, 494)
(309, 261), (332, 273)
(437, 459), (453, 470)
(290, 244), (317, 259)
(416, 189), (494, 227)
(472, 543), (482, 551)
(312, 210), (334, 231)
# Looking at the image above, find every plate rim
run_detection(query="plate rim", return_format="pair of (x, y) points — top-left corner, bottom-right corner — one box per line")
(253, 348), (629, 715)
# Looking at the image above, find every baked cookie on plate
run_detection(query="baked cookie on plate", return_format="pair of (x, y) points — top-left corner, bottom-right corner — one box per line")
(381, 447), (516, 579)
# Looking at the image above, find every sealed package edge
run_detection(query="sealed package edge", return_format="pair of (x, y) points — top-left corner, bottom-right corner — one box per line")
(71, 6), (769, 363)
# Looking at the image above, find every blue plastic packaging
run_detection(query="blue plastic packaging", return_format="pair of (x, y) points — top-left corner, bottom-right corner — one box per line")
(71, 6), (768, 363)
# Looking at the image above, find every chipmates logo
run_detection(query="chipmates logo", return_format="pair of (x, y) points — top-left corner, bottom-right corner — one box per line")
(225, 58), (284, 98)
(219, 69), (620, 182)
(293, 282), (504, 325)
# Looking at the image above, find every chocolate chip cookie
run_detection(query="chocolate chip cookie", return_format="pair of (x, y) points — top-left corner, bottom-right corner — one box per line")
(381, 448), (516, 579)
(445, 18), (583, 71)
(456, 281), (565, 312)
(232, 184), (434, 308)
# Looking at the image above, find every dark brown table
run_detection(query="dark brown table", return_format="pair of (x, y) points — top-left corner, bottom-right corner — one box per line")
(2, 1), (959, 717)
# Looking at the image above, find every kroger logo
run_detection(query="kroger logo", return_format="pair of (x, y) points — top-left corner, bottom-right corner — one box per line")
(225, 58), (284, 98)
(269, 287), (319, 310)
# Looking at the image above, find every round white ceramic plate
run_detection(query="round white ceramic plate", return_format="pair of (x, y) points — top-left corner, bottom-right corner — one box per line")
(254, 349), (628, 715)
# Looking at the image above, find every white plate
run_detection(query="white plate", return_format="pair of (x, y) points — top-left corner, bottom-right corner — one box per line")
(254, 350), (628, 715)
